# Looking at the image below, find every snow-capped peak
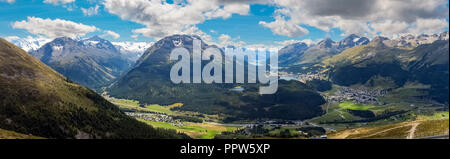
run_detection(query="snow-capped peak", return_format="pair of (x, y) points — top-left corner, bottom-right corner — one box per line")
(112, 41), (153, 54)
(112, 41), (153, 61)
(3, 36), (52, 52)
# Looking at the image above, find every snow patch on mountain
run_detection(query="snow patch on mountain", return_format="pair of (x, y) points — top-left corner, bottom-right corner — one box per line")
(3, 36), (52, 52)
(112, 41), (153, 61)
(83, 40), (100, 46)
(52, 45), (64, 51)
(382, 32), (449, 48)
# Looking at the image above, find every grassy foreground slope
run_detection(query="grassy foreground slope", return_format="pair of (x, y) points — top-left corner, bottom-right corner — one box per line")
(0, 38), (186, 139)
(329, 113), (449, 139)
(0, 128), (44, 139)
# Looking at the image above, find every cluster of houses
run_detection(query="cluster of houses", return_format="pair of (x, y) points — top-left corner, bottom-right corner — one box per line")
(297, 72), (326, 83)
(328, 87), (387, 105)
(125, 112), (184, 127)
(278, 72), (326, 83)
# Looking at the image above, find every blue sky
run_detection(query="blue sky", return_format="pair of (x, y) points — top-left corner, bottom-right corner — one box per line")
(0, 0), (448, 47)
(0, 0), (154, 42)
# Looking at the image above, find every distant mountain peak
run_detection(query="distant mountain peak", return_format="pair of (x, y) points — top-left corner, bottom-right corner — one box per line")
(135, 34), (208, 67)
(81, 35), (117, 51)
(440, 31), (449, 40)
(346, 34), (360, 39)
(318, 38), (335, 48)
(338, 34), (369, 49)
(3, 36), (51, 52)
(287, 42), (308, 48)
(52, 37), (75, 43)
(380, 32), (447, 48)
(29, 35), (132, 90)
(369, 36), (389, 46)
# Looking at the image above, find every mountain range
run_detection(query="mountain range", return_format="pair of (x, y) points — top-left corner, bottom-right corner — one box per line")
(323, 32), (449, 103)
(278, 34), (370, 67)
(278, 32), (448, 73)
(107, 35), (326, 121)
(6, 36), (152, 91)
(0, 38), (186, 139)
(0, 30), (448, 139)
(4, 36), (52, 52)
(28, 36), (134, 91)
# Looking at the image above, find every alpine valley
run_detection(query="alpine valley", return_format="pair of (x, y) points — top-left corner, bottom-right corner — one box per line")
(1, 31), (449, 139)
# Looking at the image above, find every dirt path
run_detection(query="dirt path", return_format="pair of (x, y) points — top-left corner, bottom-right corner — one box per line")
(407, 122), (420, 139)
(354, 121), (421, 139)
(355, 124), (412, 139)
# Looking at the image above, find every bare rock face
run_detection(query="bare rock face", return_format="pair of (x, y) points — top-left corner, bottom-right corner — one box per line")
(29, 36), (133, 90)
(75, 131), (94, 139)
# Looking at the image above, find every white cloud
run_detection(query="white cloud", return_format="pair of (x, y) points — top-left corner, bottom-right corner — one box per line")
(103, 30), (120, 39)
(409, 18), (449, 35)
(43, 0), (75, 5)
(262, 0), (449, 38)
(81, 5), (99, 16)
(275, 39), (316, 47)
(218, 34), (246, 47)
(259, 16), (309, 37)
(12, 17), (98, 39)
(370, 20), (410, 37)
(103, 0), (252, 39)
(244, 43), (282, 51)
(0, 0), (15, 3)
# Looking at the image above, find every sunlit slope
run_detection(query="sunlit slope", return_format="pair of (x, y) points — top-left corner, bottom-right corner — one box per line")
(329, 117), (449, 139)
(0, 38), (186, 139)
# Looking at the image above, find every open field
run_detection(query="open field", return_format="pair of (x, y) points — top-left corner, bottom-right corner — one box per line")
(310, 101), (411, 126)
(0, 128), (44, 139)
(108, 98), (223, 122)
(107, 98), (239, 139)
(267, 126), (302, 138)
(310, 108), (363, 124)
(417, 112), (449, 120)
(338, 101), (377, 110)
(139, 120), (239, 139)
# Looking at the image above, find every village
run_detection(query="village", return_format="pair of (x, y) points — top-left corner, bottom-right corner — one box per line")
(125, 112), (184, 127)
(328, 87), (387, 105)
(278, 72), (326, 83)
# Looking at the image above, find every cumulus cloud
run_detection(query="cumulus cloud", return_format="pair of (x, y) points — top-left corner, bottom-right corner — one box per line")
(409, 18), (449, 35)
(81, 5), (99, 16)
(103, 30), (120, 39)
(43, 0), (75, 5)
(103, 0), (253, 40)
(218, 34), (246, 47)
(244, 43), (282, 51)
(0, 0), (15, 3)
(12, 17), (98, 38)
(261, 0), (449, 38)
(259, 16), (309, 37)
